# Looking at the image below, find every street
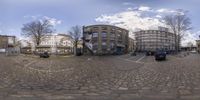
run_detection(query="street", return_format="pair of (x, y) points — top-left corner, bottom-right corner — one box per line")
(0, 53), (200, 100)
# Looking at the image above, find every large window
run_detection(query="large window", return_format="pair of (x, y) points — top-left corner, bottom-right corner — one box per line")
(93, 33), (98, 37)
(102, 42), (107, 45)
(110, 33), (115, 37)
(102, 32), (107, 38)
(110, 33), (115, 40)
(92, 44), (98, 50)
(102, 27), (107, 30)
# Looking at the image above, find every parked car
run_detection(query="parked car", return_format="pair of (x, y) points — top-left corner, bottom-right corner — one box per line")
(40, 52), (50, 58)
(154, 50), (166, 60)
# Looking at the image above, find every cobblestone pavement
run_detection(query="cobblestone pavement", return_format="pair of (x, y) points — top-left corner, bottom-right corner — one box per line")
(0, 53), (200, 100)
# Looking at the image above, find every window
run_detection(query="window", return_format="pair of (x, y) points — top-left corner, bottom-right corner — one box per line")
(93, 33), (98, 37)
(102, 45), (107, 50)
(102, 27), (107, 30)
(93, 44), (98, 50)
(102, 32), (107, 38)
(93, 27), (98, 30)
(117, 33), (122, 40)
(110, 33), (115, 40)
(102, 42), (107, 45)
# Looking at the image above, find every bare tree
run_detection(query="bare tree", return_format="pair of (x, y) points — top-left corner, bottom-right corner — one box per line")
(164, 10), (192, 52)
(68, 25), (82, 55)
(21, 19), (54, 46)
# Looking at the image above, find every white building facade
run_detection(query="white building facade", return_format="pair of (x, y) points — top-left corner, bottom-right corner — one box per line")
(21, 34), (74, 55)
(135, 27), (176, 52)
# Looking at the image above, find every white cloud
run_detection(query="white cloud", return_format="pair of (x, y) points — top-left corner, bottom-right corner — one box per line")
(156, 8), (185, 15)
(193, 31), (200, 40)
(95, 6), (195, 46)
(0, 30), (2, 34)
(127, 7), (133, 11)
(95, 10), (165, 39)
(157, 9), (170, 13)
(43, 16), (62, 26)
(138, 6), (151, 11)
(24, 15), (62, 26)
(155, 15), (162, 18)
(182, 31), (197, 46)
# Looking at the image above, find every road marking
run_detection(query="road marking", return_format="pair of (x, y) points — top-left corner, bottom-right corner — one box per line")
(127, 56), (136, 60)
(24, 60), (38, 67)
(136, 55), (146, 63)
(13, 57), (74, 73)
(117, 56), (144, 64)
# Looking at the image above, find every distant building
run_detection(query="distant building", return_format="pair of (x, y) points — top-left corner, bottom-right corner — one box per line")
(0, 35), (19, 55)
(21, 34), (74, 55)
(196, 40), (200, 53)
(83, 25), (129, 55)
(128, 37), (136, 52)
(135, 27), (176, 52)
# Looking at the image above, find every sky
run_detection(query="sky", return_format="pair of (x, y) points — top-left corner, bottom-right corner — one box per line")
(0, 0), (200, 46)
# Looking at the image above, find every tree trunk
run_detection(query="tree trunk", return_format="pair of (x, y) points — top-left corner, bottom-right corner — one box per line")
(175, 34), (178, 53)
(74, 41), (78, 55)
(37, 42), (40, 46)
(178, 36), (181, 52)
(176, 34), (181, 53)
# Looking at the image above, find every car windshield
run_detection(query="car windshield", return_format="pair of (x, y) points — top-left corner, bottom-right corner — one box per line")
(1, 0), (200, 100)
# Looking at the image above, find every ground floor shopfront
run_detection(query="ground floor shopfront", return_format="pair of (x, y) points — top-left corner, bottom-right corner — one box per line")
(21, 46), (73, 55)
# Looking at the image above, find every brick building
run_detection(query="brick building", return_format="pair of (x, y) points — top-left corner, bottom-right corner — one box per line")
(83, 25), (129, 55)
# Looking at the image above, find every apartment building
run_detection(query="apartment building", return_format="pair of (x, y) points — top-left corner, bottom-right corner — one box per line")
(0, 35), (18, 55)
(135, 27), (176, 52)
(83, 25), (129, 55)
(128, 37), (136, 52)
(21, 34), (74, 55)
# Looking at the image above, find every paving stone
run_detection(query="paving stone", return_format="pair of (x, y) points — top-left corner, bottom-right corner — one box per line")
(85, 93), (100, 96)
(1, 54), (200, 99)
(118, 87), (128, 90)
(179, 90), (192, 95)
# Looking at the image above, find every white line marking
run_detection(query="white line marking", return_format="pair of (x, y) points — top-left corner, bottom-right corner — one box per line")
(117, 56), (144, 64)
(136, 55), (146, 63)
(127, 56), (138, 60)
(24, 60), (38, 67)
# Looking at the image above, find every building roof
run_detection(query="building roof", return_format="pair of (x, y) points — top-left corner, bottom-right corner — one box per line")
(45, 33), (72, 39)
(0, 35), (16, 38)
(135, 29), (174, 35)
(84, 24), (129, 32)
